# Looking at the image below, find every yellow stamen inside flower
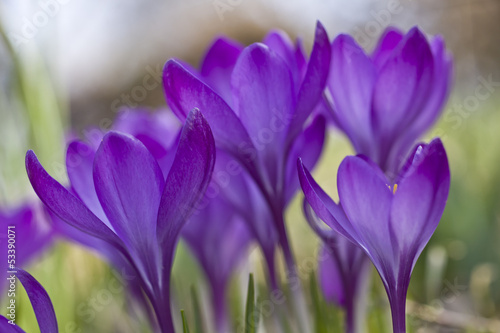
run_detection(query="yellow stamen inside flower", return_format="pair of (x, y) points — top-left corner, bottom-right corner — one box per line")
(393, 183), (398, 195)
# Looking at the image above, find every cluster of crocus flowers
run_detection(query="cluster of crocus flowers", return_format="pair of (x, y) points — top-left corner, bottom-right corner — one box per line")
(16, 21), (453, 333)
(296, 25), (452, 332)
(27, 109), (215, 332)
(163, 22), (330, 284)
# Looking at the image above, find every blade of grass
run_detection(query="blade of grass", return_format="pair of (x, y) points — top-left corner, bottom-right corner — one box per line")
(309, 271), (327, 333)
(190, 286), (204, 333)
(181, 310), (191, 333)
(245, 273), (257, 333)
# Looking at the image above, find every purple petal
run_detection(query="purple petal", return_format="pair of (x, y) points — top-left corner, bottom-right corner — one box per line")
(372, 27), (434, 163)
(231, 43), (295, 188)
(389, 36), (453, 173)
(327, 34), (376, 155)
(294, 38), (308, 79)
(285, 115), (326, 205)
(337, 156), (395, 274)
(371, 27), (404, 70)
(263, 30), (302, 89)
(297, 159), (358, 244)
(16, 269), (58, 333)
(66, 141), (110, 226)
(0, 202), (53, 269)
(288, 22), (331, 142)
(93, 131), (164, 280)
(390, 138), (450, 262)
(163, 60), (256, 172)
(183, 197), (251, 290)
(157, 108), (215, 248)
(318, 244), (345, 306)
(0, 317), (26, 333)
(231, 43), (295, 146)
(25, 151), (122, 249)
(113, 108), (181, 162)
(112, 108), (182, 177)
(200, 37), (243, 104)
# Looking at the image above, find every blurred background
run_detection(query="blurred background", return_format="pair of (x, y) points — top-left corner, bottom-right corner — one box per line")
(0, 0), (499, 332)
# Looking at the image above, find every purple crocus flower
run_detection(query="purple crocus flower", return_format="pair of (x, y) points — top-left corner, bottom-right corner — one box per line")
(325, 27), (452, 175)
(183, 191), (252, 332)
(26, 109), (215, 333)
(298, 138), (450, 332)
(303, 201), (370, 333)
(0, 269), (58, 333)
(1, 201), (54, 293)
(163, 22), (330, 277)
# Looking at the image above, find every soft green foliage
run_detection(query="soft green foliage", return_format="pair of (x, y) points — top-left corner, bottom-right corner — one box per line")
(190, 286), (204, 333)
(245, 273), (257, 333)
(181, 310), (190, 333)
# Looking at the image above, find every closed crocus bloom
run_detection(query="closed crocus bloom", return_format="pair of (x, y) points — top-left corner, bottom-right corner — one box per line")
(298, 138), (450, 332)
(326, 27), (452, 176)
(163, 22), (330, 278)
(26, 109), (215, 333)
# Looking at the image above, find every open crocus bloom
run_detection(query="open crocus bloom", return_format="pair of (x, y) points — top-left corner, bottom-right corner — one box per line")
(298, 138), (450, 332)
(163, 21), (330, 275)
(0, 269), (58, 333)
(26, 109), (215, 333)
(326, 27), (452, 176)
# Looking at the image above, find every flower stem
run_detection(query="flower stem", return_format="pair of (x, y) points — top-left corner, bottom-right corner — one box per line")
(389, 290), (407, 333)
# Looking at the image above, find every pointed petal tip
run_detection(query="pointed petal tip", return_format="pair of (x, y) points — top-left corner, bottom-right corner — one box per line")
(314, 20), (328, 40)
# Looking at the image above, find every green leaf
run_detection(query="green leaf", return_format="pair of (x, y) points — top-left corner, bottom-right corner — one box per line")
(245, 273), (257, 333)
(309, 271), (327, 333)
(190, 286), (204, 333)
(181, 310), (190, 333)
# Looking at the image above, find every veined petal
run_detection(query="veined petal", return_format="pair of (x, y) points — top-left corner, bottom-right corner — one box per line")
(113, 108), (181, 162)
(337, 156), (395, 276)
(390, 139), (450, 262)
(285, 115), (326, 205)
(297, 159), (358, 244)
(163, 60), (256, 172)
(231, 43), (295, 146)
(388, 36), (453, 174)
(372, 27), (434, 156)
(66, 141), (110, 226)
(157, 108), (215, 248)
(25, 151), (122, 249)
(371, 27), (404, 70)
(231, 43), (295, 189)
(93, 132), (164, 260)
(16, 269), (58, 333)
(112, 108), (182, 177)
(200, 37), (243, 104)
(263, 30), (302, 89)
(327, 34), (376, 155)
(288, 21), (331, 142)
